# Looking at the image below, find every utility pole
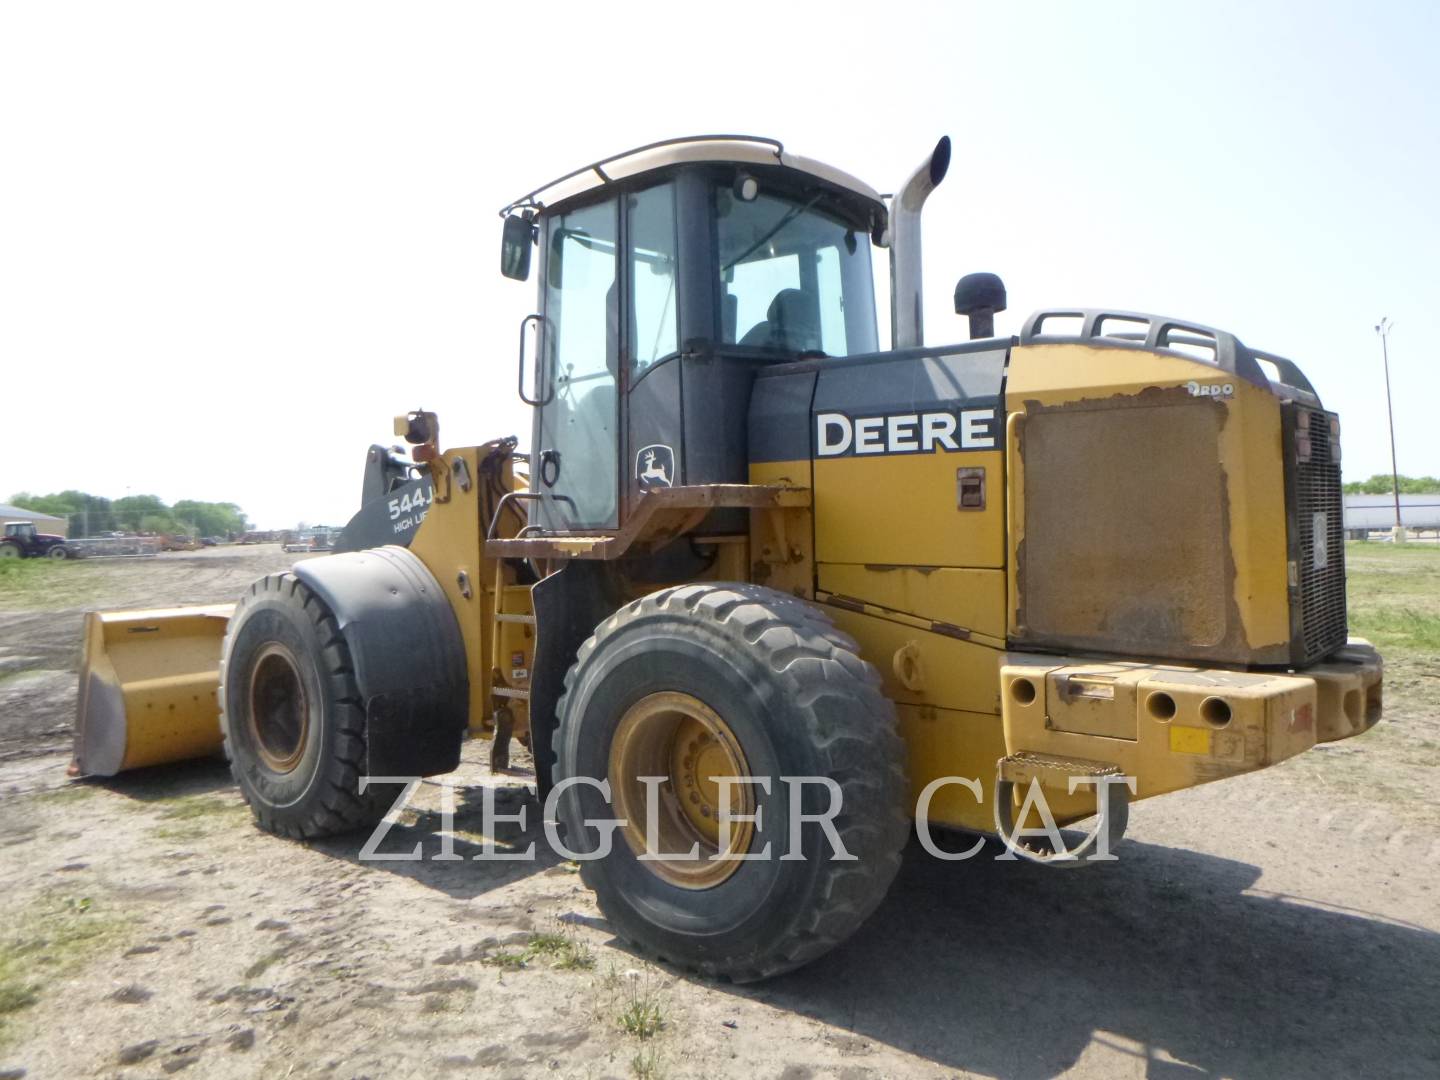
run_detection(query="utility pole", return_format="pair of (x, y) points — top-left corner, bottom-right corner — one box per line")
(1374, 318), (1403, 537)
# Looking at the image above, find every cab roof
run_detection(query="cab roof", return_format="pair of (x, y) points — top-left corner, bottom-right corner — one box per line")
(499, 135), (887, 224)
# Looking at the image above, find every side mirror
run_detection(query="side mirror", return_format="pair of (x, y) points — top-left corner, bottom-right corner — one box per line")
(501, 214), (535, 281)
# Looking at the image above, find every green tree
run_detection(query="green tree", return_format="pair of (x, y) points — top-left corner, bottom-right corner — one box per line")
(112, 494), (175, 534)
(1342, 474), (1440, 495)
(10, 490), (251, 538)
(172, 500), (248, 538)
(8, 490), (117, 537)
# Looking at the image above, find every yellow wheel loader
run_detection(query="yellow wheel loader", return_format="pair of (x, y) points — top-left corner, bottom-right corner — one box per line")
(71, 135), (1383, 981)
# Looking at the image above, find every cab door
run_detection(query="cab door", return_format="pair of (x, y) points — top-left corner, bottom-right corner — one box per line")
(534, 196), (620, 532)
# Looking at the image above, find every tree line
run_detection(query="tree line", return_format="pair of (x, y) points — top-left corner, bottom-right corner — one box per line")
(7, 491), (250, 539)
(1342, 474), (1440, 495)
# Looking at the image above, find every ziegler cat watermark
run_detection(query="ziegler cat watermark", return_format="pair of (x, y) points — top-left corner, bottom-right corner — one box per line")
(356, 772), (1136, 865)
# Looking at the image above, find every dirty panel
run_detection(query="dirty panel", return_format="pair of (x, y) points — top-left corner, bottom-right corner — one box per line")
(1016, 393), (1244, 659)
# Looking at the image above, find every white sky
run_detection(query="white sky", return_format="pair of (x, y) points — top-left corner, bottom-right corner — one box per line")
(2, 1), (1436, 529)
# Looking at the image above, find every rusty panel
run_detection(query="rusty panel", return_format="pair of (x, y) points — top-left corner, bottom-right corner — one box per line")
(1016, 393), (1243, 659)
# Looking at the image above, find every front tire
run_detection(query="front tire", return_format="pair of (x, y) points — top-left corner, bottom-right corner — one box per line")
(553, 583), (909, 982)
(219, 573), (390, 838)
(47, 545), (70, 560)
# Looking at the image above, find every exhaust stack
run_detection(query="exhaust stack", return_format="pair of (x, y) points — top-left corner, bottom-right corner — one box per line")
(888, 135), (951, 350)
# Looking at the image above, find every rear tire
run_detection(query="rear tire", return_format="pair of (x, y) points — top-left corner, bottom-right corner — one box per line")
(219, 572), (391, 838)
(0, 543), (20, 559)
(553, 583), (909, 982)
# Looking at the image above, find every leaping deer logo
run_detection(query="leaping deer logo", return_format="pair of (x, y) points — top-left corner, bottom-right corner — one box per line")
(636, 445), (674, 488)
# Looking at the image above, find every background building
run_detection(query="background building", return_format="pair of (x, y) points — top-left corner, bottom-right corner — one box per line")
(0, 502), (67, 537)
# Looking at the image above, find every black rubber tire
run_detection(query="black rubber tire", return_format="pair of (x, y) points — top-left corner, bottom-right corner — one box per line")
(552, 582), (909, 983)
(0, 543), (21, 559)
(218, 572), (391, 838)
(47, 545), (69, 560)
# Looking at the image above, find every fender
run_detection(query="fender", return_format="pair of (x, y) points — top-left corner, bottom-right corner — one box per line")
(293, 546), (467, 778)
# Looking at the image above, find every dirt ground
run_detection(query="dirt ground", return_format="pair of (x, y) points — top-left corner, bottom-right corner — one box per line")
(1, 545), (1437, 1080)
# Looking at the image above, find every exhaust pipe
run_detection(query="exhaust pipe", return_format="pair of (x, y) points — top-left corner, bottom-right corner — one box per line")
(888, 135), (951, 350)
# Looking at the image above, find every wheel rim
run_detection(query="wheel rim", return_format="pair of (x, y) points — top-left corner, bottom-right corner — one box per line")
(609, 692), (754, 889)
(247, 643), (310, 773)
(0, 546), (17, 558)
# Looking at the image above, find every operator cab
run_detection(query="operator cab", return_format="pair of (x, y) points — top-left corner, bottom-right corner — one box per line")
(500, 137), (887, 534)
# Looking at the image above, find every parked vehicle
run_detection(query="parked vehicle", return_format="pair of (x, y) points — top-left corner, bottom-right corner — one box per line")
(69, 134), (1383, 982)
(0, 521), (76, 559)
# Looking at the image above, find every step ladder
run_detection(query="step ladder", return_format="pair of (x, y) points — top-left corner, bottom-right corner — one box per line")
(487, 560), (533, 770)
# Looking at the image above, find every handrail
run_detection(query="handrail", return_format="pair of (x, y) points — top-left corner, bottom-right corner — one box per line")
(486, 490), (579, 541)
(1020, 308), (1278, 391)
(498, 134), (785, 218)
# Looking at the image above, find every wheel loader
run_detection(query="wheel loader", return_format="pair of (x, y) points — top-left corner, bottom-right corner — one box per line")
(71, 134), (1383, 981)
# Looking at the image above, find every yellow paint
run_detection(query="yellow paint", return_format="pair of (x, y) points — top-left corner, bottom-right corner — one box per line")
(896, 704), (1007, 833)
(817, 564), (1006, 640)
(1169, 726), (1211, 755)
(822, 604), (1004, 716)
(747, 459), (814, 598)
(999, 653), (1327, 802)
(409, 447), (492, 733)
(1005, 342), (1292, 659)
(72, 605), (233, 776)
(813, 449), (1005, 568)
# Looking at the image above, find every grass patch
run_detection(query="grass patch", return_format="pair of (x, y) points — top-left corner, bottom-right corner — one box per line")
(631, 1044), (665, 1079)
(0, 558), (106, 610)
(480, 929), (595, 974)
(158, 795), (240, 821)
(30, 784), (96, 806)
(482, 949), (529, 971)
(151, 795), (246, 841)
(609, 964), (666, 1042)
(1348, 607), (1440, 653)
(1344, 541), (1440, 661)
(1280, 542), (1440, 829)
(0, 894), (129, 1050)
(523, 930), (594, 971)
(619, 996), (664, 1039)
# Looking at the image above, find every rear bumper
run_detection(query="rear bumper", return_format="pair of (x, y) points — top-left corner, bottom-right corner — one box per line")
(1305, 639), (1383, 742)
(998, 638), (1383, 813)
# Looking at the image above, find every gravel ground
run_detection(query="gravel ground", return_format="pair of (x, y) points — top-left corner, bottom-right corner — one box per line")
(0, 545), (1436, 1079)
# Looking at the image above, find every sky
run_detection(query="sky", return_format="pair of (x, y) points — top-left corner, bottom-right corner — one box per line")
(2, 1), (1436, 529)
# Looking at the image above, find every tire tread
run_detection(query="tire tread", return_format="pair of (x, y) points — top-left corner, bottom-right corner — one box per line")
(553, 582), (909, 982)
(219, 572), (391, 839)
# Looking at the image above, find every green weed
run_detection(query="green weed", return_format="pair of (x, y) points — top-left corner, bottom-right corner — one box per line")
(0, 894), (128, 1050)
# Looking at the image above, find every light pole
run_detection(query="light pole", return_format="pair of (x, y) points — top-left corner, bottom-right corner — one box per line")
(1374, 318), (1402, 534)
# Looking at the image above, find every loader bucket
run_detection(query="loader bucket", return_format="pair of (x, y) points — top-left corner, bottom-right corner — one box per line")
(72, 604), (234, 776)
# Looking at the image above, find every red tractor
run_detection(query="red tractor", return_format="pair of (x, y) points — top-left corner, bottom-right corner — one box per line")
(0, 521), (76, 559)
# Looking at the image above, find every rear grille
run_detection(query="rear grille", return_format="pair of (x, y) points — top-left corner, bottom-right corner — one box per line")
(1291, 408), (1348, 663)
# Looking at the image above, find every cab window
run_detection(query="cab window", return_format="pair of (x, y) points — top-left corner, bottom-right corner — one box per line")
(716, 187), (877, 358)
(629, 183), (679, 375)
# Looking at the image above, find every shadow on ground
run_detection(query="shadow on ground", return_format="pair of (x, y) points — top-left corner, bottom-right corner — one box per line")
(94, 763), (560, 901)
(91, 757), (235, 802)
(304, 782), (564, 900)
(85, 766), (1440, 1078)
(733, 837), (1439, 1080)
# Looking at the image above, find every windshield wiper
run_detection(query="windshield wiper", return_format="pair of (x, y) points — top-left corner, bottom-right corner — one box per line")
(721, 192), (825, 273)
